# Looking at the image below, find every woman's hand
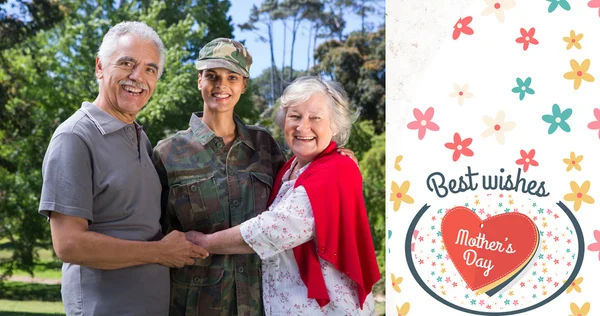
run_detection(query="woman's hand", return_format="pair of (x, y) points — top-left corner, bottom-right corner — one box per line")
(185, 230), (208, 248)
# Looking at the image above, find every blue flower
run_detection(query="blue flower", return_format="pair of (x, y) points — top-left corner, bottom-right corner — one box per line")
(547, 0), (571, 13)
(542, 104), (572, 134)
(511, 77), (535, 100)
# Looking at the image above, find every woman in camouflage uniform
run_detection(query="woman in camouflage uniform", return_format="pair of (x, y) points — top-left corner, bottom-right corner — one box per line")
(152, 38), (286, 316)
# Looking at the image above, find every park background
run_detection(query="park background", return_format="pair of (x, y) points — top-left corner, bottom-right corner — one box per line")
(0, 0), (386, 314)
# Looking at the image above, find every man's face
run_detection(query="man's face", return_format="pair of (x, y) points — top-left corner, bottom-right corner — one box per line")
(96, 34), (160, 118)
(198, 68), (247, 114)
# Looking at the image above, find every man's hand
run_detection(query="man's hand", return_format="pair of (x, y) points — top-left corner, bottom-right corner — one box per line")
(157, 231), (209, 268)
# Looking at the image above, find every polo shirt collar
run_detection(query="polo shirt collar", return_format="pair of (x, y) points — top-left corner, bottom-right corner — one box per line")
(79, 102), (138, 135)
(189, 112), (255, 150)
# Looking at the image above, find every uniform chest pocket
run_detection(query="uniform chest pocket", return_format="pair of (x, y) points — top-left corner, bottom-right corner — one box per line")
(251, 172), (273, 216)
(169, 175), (225, 231)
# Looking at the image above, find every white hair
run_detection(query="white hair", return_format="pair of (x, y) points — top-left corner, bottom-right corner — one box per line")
(97, 21), (166, 80)
(275, 76), (358, 146)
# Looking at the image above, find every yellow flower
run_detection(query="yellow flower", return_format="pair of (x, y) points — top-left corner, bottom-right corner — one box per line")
(564, 59), (595, 90)
(390, 181), (414, 211)
(391, 273), (403, 293)
(566, 276), (584, 294)
(564, 152), (583, 171)
(394, 155), (403, 171)
(564, 181), (595, 211)
(563, 30), (583, 50)
(396, 302), (410, 316)
(569, 302), (590, 316)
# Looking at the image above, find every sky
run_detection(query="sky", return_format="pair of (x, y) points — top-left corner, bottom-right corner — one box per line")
(228, 0), (385, 78)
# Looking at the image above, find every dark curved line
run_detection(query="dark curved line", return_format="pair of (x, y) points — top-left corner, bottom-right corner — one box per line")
(405, 201), (585, 315)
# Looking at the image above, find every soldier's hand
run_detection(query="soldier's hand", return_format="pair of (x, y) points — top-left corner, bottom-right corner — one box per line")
(337, 147), (359, 166)
(157, 230), (209, 268)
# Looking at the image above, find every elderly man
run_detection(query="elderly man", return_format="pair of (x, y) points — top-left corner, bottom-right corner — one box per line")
(38, 21), (208, 315)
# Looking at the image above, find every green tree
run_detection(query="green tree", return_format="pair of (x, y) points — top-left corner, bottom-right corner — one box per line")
(312, 27), (385, 133)
(239, 0), (280, 105)
(0, 0), (245, 277)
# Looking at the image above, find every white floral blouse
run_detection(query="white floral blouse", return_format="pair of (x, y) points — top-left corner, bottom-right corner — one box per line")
(240, 159), (376, 315)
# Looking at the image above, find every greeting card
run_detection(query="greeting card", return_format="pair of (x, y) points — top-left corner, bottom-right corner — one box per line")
(387, 1), (600, 315)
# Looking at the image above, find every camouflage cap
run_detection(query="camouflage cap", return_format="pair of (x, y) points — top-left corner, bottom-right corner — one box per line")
(195, 38), (252, 77)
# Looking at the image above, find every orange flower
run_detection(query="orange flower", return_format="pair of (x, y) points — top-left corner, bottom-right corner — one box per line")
(569, 302), (590, 316)
(391, 273), (403, 293)
(563, 152), (583, 171)
(563, 30), (583, 50)
(390, 181), (414, 211)
(394, 155), (403, 171)
(564, 59), (595, 90)
(396, 302), (411, 316)
(564, 181), (595, 211)
(566, 276), (584, 294)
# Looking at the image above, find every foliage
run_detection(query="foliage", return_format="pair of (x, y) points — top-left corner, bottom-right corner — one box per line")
(0, 0), (247, 278)
(312, 27), (385, 133)
(0, 0), (385, 282)
(0, 282), (61, 302)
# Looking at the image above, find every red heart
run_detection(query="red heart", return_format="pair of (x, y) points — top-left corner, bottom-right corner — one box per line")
(441, 206), (539, 292)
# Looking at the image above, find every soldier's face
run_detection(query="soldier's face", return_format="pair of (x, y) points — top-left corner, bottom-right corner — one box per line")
(283, 93), (334, 168)
(198, 68), (247, 113)
(96, 34), (160, 118)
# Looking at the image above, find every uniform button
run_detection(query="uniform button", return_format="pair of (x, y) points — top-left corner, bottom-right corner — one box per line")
(193, 276), (200, 283)
(238, 267), (244, 273)
(190, 185), (197, 192)
(216, 142), (223, 148)
(232, 200), (239, 207)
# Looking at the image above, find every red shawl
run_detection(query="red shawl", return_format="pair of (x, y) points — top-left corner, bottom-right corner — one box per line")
(267, 141), (380, 308)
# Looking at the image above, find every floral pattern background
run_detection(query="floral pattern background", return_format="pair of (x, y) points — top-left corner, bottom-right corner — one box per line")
(387, 0), (600, 314)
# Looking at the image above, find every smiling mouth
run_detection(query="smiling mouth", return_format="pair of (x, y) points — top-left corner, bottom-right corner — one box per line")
(295, 136), (315, 141)
(212, 93), (231, 100)
(121, 84), (144, 96)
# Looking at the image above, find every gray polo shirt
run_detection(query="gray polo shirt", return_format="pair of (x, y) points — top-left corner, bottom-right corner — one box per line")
(39, 102), (168, 316)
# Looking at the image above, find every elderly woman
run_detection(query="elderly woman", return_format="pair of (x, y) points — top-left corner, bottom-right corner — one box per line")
(153, 39), (359, 315)
(186, 76), (380, 315)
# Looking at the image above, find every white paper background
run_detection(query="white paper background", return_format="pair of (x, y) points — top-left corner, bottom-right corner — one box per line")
(386, 0), (600, 315)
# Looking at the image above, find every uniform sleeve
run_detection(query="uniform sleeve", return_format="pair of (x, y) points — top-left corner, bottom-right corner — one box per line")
(151, 146), (171, 235)
(38, 132), (94, 221)
(239, 185), (314, 260)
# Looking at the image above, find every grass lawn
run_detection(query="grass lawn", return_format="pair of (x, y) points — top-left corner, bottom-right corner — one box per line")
(0, 300), (64, 315)
(0, 242), (61, 281)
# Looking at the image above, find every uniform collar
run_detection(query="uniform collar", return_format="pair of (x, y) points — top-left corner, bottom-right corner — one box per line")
(189, 112), (255, 150)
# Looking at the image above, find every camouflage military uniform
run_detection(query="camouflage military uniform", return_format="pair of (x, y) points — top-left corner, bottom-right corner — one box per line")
(152, 112), (286, 316)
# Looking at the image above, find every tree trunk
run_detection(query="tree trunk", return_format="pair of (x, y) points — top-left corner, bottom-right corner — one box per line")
(312, 24), (320, 67)
(306, 23), (313, 70)
(361, 0), (366, 35)
(267, 21), (277, 105)
(288, 15), (300, 82)
(280, 19), (287, 95)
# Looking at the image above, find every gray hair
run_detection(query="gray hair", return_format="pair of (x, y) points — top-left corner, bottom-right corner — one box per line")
(97, 21), (166, 80)
(275, 76), (358, 146)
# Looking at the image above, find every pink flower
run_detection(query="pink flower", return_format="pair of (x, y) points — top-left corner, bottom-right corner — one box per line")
(407, 107), (440, 140)
(453, 16), (474, 40)
(589, 0), (600, 16)
(444, 133), (474, 162)
(515, 27), (539, 51)
(587, 230), (600, 260)
(587, 108), (600, 138)
(515, 149), (539, 172)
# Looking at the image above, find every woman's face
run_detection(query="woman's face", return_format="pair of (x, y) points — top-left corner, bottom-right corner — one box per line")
(198, 67), (247, 114)
(284, 93), (334, 167)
